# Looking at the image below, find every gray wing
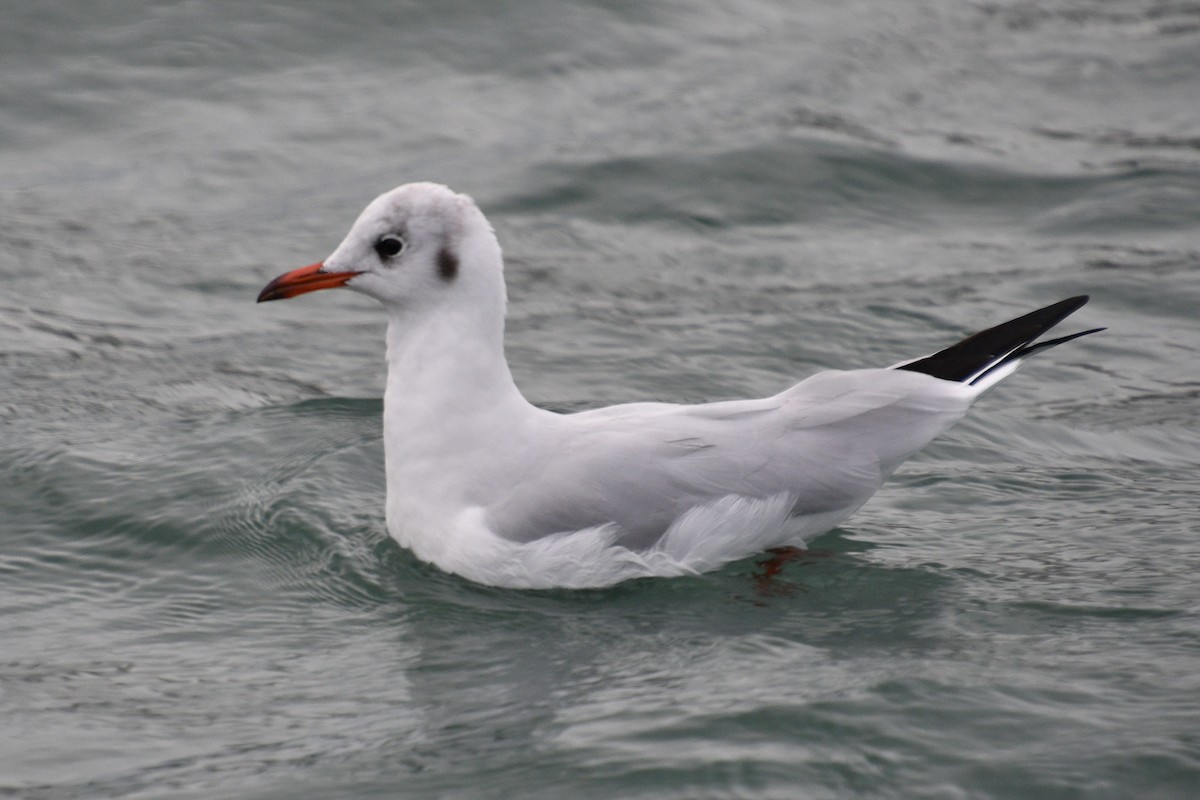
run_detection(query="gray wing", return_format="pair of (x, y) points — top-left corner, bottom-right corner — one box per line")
(485, 368), (975, 548)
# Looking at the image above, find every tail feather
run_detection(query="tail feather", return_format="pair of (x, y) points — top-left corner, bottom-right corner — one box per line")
(895, 296), (1103, 385)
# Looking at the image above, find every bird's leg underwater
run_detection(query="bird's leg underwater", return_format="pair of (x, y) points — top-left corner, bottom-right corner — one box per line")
(750, 546), (838, 597)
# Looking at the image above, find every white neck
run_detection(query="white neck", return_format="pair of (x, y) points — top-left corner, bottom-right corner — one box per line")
(380, 300), (540, 551)
(383, 301), (529, 436)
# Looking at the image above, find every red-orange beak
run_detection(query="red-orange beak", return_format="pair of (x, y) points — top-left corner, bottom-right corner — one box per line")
(256, 262), (362, 302)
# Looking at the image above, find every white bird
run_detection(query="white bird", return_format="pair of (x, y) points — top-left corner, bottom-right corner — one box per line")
(258, 182), (1102, 589)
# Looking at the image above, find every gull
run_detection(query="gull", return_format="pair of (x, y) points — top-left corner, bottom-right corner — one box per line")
(258, 182), (1102, 589)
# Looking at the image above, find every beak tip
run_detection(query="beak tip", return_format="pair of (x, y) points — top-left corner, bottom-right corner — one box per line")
(255, 277), (286, 303)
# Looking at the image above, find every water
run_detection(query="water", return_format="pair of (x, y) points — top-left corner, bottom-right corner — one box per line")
(3, 1), (1199, 797)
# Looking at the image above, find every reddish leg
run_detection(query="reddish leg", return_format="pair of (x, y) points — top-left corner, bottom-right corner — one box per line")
(750, 546), (836, 598)
(757, 546), (808, 578)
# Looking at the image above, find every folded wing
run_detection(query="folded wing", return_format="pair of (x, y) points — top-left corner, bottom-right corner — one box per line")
(487, 368), (974, 548)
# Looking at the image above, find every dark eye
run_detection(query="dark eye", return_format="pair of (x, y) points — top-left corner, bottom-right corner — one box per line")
(374, 234), (405, 259)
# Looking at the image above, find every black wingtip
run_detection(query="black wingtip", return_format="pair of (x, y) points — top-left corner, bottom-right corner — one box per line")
(1015, 325), (1106, 357)
(896, 296), (1099, 383)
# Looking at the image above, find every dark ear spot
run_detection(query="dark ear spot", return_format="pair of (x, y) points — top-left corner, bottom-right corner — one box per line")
(437, 246), (459, 282)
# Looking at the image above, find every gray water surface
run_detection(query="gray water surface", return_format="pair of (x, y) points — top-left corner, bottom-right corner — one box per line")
(3, 2), (1199, 798)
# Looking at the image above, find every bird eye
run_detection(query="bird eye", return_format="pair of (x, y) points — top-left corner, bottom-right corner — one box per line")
(374, 235), (405, 259)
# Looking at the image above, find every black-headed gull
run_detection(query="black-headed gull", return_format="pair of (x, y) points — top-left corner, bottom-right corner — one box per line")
(258, 182), (1102, 589)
